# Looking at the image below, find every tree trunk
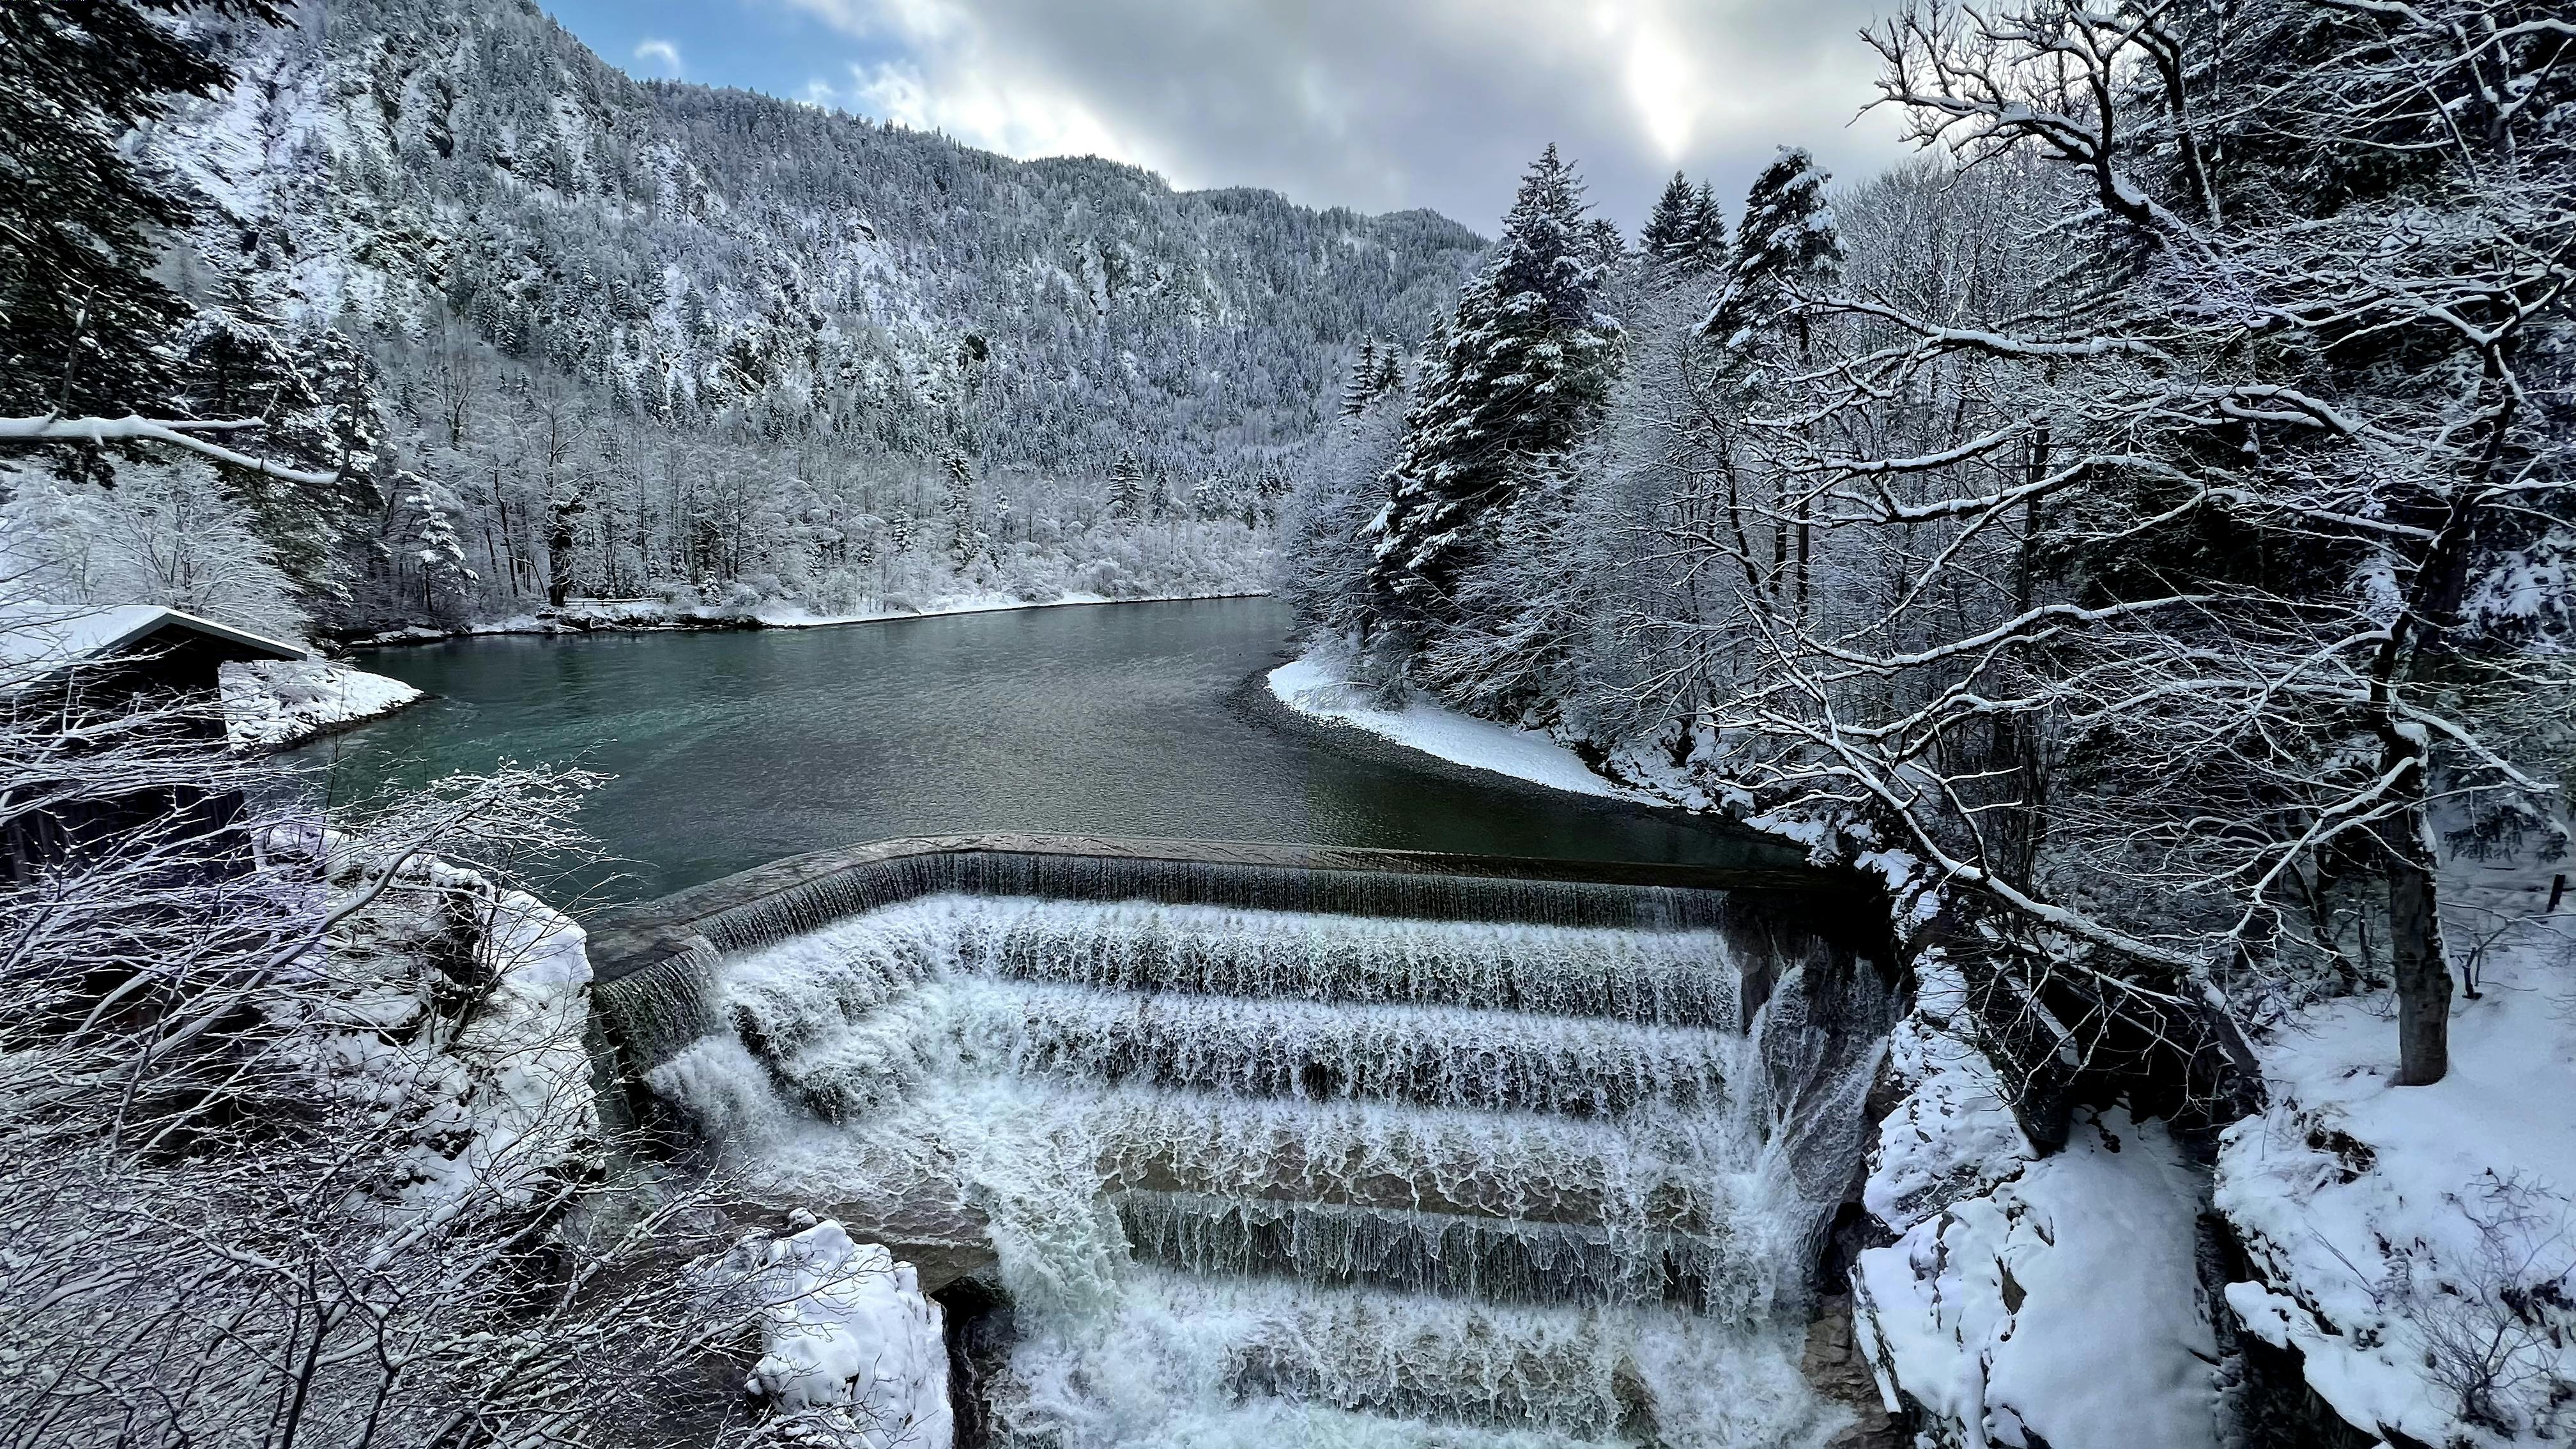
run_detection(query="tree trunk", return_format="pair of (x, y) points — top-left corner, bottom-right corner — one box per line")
(2388, 829), (2450, 1086)
(546, 518), (576, 608)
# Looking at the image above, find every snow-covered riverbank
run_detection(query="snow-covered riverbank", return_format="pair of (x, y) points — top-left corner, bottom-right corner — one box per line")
(355, 589), (1273, 648)
(2218, 851), (2576, 1446)
(221, 657), (424, 748)
(1264, 654), (1641, 801)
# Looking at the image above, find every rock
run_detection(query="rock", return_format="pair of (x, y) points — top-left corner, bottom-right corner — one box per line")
(1806, 1292), (1910, 1449)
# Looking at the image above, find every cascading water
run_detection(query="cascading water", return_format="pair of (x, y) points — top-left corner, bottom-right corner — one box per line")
(647, 892), (1890, 1447)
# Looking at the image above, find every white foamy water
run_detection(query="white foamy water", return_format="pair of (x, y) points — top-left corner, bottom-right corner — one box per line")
(651, 894), (1883, 1446)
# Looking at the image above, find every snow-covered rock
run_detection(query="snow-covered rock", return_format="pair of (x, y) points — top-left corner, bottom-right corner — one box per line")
(275, 833), (601, 1220)
(221, 657), (421, 747)
(728, 1216), (954, 1449)
(1853, 957), (2223, 1449)
(2215, 861), (2576, 1446)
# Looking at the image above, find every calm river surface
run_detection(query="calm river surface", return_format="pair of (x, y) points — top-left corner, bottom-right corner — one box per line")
(302, 597), (1793, 901)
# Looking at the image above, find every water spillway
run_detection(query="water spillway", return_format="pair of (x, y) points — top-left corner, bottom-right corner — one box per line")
(591, 837), (1892, 1447)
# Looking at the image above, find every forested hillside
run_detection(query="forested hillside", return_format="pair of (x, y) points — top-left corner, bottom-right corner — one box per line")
(4, 0), (1482, 636)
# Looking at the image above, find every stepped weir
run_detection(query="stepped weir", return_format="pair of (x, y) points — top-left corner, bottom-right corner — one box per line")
(586, 834), (1896, 1448)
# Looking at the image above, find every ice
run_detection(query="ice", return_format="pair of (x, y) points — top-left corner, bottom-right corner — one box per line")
(728, 1216), (955, 1448)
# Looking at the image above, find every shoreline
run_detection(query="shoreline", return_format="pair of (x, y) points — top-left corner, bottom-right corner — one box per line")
(1261, 650), (1647, 804)
(342, 589), (1274, 650)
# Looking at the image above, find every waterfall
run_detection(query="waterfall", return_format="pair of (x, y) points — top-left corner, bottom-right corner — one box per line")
(644, 891), (1889, 1447)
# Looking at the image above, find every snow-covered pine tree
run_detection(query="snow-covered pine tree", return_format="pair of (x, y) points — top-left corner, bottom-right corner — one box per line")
(942, 451), (985, 571)
(1641, 174), (1729, 278)
(1702, 148), (1843, 351)
(1687, 184), (1727, 270)
(1692, 148), (1844, 617)
(1340, 341), (1382, 417)
(1359, 144), (1621, 647)
(1107, 450), (1144, 521)
(0, 0), (282, 416)
(1640, 174), (1701, 268)
(1370, 347), (1404, 399)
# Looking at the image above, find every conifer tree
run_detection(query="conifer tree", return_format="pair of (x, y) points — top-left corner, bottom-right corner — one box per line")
(942, 451), (984, 570)
(1370, 348), (1404, 399)
(1107, 450), (1144, 520)
(1692, 148), (1844, 618)
(1687, 183), (1727, 271)
(0, 0), (282, 415)
(1643, 173), (1728, 277)
(1640, 174), (1701, 266)
(1340, 341), (1381, 417)
(1360, 144), (1621, 640)
(1701, 148), (1843, 349)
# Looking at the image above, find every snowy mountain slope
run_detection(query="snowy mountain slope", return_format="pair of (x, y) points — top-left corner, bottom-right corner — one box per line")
(154, 0), (1484, 480)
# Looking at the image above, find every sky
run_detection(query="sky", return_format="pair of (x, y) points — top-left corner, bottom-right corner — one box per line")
(539, 0), (1915, 234)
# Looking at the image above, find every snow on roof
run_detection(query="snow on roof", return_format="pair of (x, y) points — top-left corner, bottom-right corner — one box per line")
(0, 603), (305, 677)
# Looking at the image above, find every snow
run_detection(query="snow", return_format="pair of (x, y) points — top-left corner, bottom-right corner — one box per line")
(0, 602), (303, 675)
(269, 834), (602, 1222)
(1266, 650), (1636, 800)
(727, 1215), (954, 1448)
(746, 588), (1267, 630)
(220, 657), (423, 747)
(1853, 958), (2221, 1449)
(0, 602), (175, 670)
(410, 882), (599, 1213)
(2214, 854), (2576, 1446)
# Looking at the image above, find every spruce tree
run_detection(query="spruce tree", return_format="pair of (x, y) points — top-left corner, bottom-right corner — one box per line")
(1107, 450), (1144, 520)
(1687, 183), (1728, 271)
(942, 451), (984, 570)
(1370, 348), (1404, 399)
(0, 0), (281, 415)
(1698, 148), (1844, 618)
(1360, 144), (1620, 638)
(1643, 173), (1728, 277)
(1339, 340), (1381, 417)
(1640, 173), (1700, 267)
(1701, 148), (1843, 349)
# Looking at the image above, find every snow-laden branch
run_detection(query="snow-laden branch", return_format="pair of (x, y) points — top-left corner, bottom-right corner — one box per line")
(0, 414), (339, 487)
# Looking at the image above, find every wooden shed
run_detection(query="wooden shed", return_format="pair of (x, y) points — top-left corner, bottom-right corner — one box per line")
(1, 605), (306, 880)
(0, 604), (305, 707)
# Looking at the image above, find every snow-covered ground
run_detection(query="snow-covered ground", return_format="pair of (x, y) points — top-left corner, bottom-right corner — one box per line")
(1853, 958), (2223, 1449)
(1265, 651), (1641, 800)
(220, 657), (422, 747)
(2216, 855), (2576, 1446)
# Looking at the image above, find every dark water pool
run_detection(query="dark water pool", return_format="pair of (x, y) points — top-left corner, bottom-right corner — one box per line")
(298, 597), (1793, 902)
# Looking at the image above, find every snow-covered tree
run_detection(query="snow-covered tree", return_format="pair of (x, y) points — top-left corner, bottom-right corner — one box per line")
(0, 0), (288, 416)
(1640, 174), (1728, 277)
(1358, 144), (1621, 653)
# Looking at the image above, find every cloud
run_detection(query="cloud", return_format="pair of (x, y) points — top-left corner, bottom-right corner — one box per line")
(633, 38), (684, 76)
(771, 0), (1910, 229)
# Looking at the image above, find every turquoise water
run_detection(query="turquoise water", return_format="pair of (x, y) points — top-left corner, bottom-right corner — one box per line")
(300, 597), (1791, 901)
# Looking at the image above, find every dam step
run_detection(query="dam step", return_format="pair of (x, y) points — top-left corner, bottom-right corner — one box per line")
(762, 974), (1741, 1119)
(613, 837), (1885, 1448)
(1025, 1268), (1829, 1445)
(1113, 1190), (1744, 1312)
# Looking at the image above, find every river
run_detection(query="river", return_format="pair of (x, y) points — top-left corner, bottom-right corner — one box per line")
(302, 597), (1793, 902)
